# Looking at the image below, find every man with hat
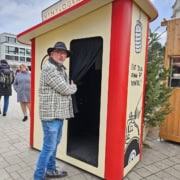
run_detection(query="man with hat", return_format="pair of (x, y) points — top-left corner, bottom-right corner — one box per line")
(34, 42), (77, 180)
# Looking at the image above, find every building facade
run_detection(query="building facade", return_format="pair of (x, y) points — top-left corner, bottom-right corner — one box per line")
(171, 0), (180, 18)
(0, 33), (31, 69)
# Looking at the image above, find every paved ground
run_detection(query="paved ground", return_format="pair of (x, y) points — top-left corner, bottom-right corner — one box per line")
(0, 91), (180, 180)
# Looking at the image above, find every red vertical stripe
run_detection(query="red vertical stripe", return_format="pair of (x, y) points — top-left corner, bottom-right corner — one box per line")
(105, 0), (133, 179)
(30, 38), (35, 147)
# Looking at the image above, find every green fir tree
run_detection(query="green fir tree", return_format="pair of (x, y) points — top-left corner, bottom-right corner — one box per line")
(144, 27), (172, 127)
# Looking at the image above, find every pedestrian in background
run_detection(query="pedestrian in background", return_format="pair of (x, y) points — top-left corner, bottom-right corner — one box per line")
(13, 64), (31, 121)
(34, 42), (77, 180)
(0, 59), (14, 116)
(15, 67), (20, 75)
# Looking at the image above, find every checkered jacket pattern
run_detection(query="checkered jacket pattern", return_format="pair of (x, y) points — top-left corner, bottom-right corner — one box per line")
(39, 60), (77, 120)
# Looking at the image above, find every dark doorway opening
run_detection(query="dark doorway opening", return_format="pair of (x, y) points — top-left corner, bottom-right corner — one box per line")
(67, 37), (103, 167)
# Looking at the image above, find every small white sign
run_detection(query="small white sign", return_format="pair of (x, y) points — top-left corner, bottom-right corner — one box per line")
(42, 0), (84, 21)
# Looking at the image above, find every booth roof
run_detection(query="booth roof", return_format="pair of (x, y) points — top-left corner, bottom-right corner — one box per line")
(17, 0), (158, 45)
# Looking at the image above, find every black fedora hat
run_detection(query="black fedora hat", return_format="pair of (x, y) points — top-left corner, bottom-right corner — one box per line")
(47, 41), (71, 57)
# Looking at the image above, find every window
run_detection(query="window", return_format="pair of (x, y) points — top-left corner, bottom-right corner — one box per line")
(20, 57), (25, 62)
(6, 46), (18, 55)
(169, 56), (180, 87)
(5, 55), (18, 61)
(5, 36), (16, 43)
(26, 49), (31, 56)
(26, 57), (31, 62)
(19, 48), (25, 56)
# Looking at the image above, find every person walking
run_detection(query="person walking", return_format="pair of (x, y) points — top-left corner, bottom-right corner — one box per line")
(0, 59), (14, 116)
(13, 64), (31, 121)
(34, 42), (77, 180)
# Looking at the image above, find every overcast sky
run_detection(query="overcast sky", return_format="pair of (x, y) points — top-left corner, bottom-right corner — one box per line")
(150, 0), (176, 44)
(0, 0), (58, 34)
(0, 0), (176, 45)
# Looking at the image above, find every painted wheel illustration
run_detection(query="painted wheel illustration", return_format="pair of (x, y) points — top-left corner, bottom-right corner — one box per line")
(124, 139), (140, 167)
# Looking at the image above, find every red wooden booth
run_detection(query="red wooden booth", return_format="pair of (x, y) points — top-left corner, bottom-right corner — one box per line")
(17, 0), (157, 179)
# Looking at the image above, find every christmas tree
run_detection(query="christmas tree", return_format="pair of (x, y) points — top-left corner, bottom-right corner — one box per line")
(144, 27), (172, 127)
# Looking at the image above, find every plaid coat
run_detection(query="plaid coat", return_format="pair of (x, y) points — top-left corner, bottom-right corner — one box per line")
(39, 59), (77, 120)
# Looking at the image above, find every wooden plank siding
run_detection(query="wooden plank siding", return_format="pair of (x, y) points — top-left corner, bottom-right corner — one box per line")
(162, 19), (180, 55)
(159, 18), (180, 142)
(159, 89), (180, 142)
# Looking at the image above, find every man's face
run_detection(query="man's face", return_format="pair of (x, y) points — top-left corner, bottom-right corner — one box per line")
(51, 49), (68, 64)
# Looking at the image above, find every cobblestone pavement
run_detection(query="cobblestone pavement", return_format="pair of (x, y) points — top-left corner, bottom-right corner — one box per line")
(0, 91), (180, 180)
